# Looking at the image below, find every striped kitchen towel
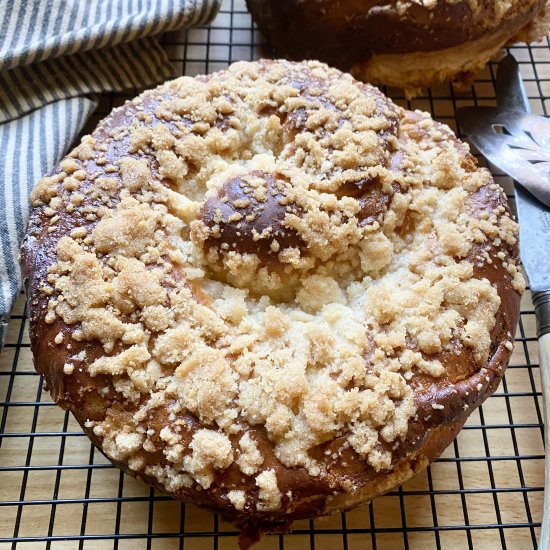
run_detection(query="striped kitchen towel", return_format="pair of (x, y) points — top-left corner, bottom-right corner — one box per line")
(0, 0), (221, 348)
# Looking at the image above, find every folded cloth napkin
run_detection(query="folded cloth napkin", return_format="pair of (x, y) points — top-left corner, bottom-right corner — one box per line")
(0, 0), (221, 347)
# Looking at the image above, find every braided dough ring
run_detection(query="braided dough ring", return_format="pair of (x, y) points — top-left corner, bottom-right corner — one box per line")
(246, 0), (550, 96)
(22, 60), (523, 545)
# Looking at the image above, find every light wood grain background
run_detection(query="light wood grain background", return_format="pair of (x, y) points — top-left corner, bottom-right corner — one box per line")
(1, 1), (549, 548)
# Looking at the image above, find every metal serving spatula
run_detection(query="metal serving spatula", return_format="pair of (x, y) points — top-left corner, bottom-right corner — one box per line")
(458, 55), (550, 549)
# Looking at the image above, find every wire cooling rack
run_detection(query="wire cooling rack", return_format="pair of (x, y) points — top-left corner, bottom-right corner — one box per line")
(1, 0), (549, 548)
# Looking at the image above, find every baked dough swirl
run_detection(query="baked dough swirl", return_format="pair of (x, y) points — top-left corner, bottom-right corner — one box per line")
(22, 60), (523, 545)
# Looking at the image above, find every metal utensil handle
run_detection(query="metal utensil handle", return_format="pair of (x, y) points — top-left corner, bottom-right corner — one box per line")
(533, 290), (550, 549)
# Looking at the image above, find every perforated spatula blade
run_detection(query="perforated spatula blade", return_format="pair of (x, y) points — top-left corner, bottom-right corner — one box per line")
(458, 94), (550, 209)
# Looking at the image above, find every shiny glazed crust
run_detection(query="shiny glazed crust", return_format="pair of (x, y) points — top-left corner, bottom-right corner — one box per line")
(21, 60), (523, 546)
(246, 0), (550, 93)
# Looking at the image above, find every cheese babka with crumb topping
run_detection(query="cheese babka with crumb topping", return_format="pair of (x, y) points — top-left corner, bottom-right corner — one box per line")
(22, 60), (523, 546)
(246, 0), (550, 96)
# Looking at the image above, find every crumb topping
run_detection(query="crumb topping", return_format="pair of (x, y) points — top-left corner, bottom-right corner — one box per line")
(394, 0), (523, 20)
(30, 60), (523, 514)
(255, 469), (282, 512)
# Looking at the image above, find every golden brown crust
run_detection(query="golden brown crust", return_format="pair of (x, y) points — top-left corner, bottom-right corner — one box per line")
(21, 60), (522, 540)
(197, 170), (306, 279)
(246, 0), (549, 93)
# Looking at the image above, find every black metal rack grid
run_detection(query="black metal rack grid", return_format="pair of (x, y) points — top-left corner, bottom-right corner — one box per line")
(0, 0), (548, 548)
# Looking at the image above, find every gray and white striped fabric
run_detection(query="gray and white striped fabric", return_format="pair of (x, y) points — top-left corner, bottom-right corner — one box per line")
(0, 0), (221, 347)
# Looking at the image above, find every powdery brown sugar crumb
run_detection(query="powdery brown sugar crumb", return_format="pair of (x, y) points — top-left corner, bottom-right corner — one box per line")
(255, 469), (283, 512)
(236, 432), (264, 476)
(31, 59), (523, 515)
(227, 490), (247, 511)
(183, 429), (234, 489)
